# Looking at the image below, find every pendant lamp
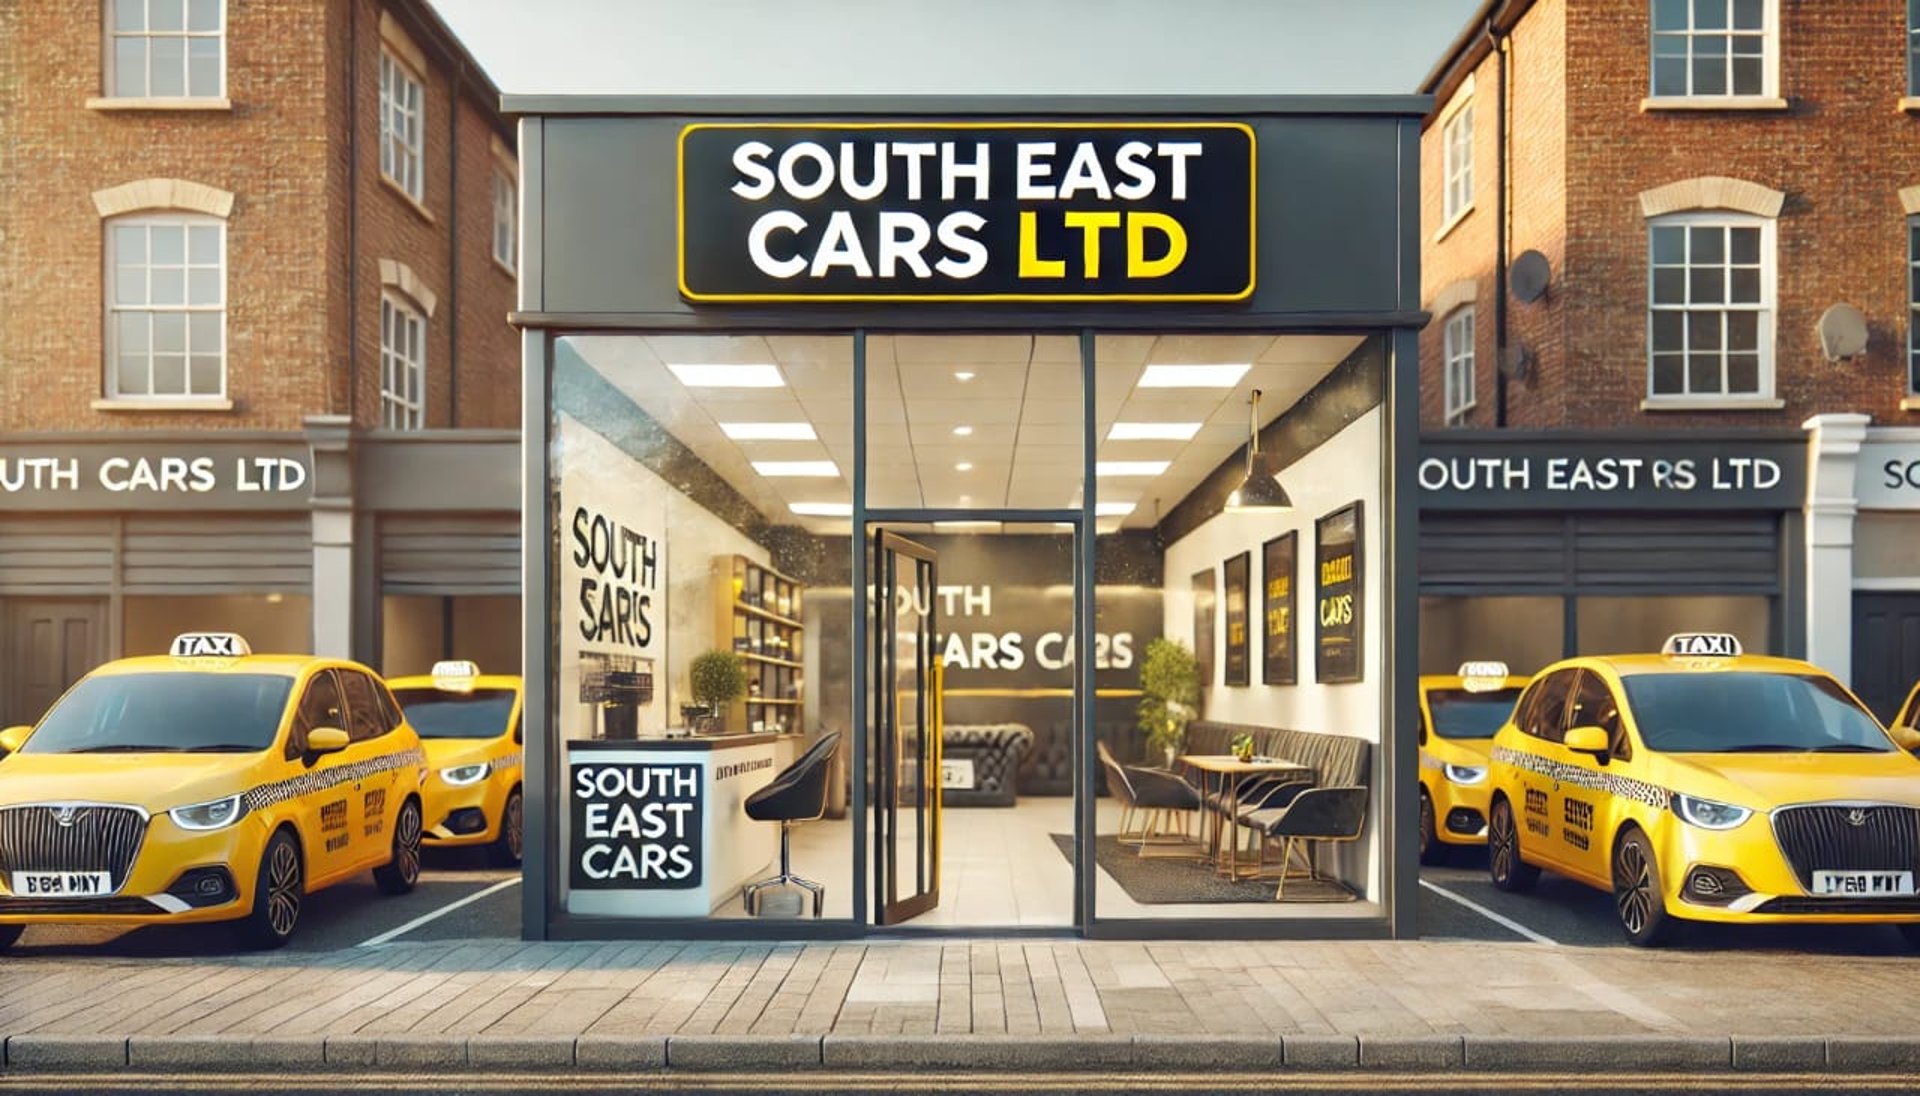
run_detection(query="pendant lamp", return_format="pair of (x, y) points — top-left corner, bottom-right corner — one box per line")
(1223, 389), (1292, 512)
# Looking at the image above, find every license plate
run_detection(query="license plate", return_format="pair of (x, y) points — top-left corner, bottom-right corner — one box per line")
(1812, 870), (1915, 897)
(9, 871), (112, 898)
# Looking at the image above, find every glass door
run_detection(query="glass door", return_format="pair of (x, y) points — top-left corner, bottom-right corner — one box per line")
(872, 528), (942, 925)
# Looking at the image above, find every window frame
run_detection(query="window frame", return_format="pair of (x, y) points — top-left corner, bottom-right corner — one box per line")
(104, 212), (228, 401)
(1440, 87), (1474, 226)
(1645, 210), (1776, 405)
(492, 165), (517, 273)
(1909, 216), (1920, 397)
(378, 48), (426, 203)
(1442, 307), (1476, 425)
(380, 292), (427, 430)
(1909, 0), (1920, 98)
(104, 0), (227, 102)
(1646, 0), (1779, 103)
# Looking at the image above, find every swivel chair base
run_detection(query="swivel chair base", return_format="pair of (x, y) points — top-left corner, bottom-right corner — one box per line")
(742, 819), (825, 917)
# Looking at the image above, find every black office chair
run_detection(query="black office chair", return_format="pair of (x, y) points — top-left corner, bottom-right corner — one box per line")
(742, 732), (841, 917)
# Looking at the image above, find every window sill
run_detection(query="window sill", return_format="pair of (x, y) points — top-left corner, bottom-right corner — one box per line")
(1901, 97), (1920, 114)
(380, 174), (435, 225)
(1898, 396), (1920, 412)
(491, 256), (517, 279)
(86, 96), (232, 112)
(1638, 397), (1785, 412)
(92, 397), (235, 412)
(1444, 402), (1477, 425)
(1433, 206), (1473, 244)
(1640, 96), (1789, 112)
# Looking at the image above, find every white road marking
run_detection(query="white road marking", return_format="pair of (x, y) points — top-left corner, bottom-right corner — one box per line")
(357, 877), (520, 948)
(1419, 877), (1559, 946)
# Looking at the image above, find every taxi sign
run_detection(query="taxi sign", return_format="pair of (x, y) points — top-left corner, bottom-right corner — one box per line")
(1661, 633), (1742, 658)
(1457, 661), (1511, 692)
(169, 633), (250, 659)
(430, 660), (481, 691)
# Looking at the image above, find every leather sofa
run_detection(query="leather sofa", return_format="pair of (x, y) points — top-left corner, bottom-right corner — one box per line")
(940, 723), (1034, 807)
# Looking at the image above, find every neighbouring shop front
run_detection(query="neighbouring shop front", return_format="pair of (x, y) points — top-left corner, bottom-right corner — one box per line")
(510, 95), (1428, 941)
(1417, 430), (1808, 679)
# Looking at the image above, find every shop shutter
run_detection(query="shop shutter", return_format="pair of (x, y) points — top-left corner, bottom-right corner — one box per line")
(0, 516), (116, 596)
(1571, 514), (1779, 592)
(121, 515), (313, 595)
(1417, 514), (1567, 591)
(379, 514), (520, 596)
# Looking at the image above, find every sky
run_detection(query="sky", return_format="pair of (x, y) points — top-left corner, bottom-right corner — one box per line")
(425, 0), (1485, 98)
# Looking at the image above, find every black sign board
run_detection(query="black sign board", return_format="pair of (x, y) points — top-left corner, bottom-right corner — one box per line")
(1315, 502), (1363, 684)
(678, 123), (1255, 302)
(1192, 569), (1216, 688)
(568, 760), (702, 890)
(1262, 532), (1297, 686)
(1223, 552), (1250, 687)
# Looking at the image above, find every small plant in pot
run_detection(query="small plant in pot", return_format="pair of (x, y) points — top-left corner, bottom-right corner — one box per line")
(688, 650), (747, 734)
(1229, 732), (1256, 763)
(1137, 637), (1199, 767)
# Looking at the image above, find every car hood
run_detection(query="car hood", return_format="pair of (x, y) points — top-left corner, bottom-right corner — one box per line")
(422, 738), (500, 768)
(0, 752), (263, 813)
(1666, 751), (1920, 809)
(1425, 737), (1494, 766)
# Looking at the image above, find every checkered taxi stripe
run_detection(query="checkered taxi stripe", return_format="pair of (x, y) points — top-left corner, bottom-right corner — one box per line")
(242, 746), (427, 812)
(1490, 745), (1672, 810)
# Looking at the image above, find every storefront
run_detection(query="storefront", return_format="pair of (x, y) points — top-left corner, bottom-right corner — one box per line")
(1417, 430), (1809, 678)
(510, 96), (1427, 939)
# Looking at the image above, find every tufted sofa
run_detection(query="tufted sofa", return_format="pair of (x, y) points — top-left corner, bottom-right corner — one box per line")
(1182, 721), (1372, 791)
(941, 724), (1035, 807)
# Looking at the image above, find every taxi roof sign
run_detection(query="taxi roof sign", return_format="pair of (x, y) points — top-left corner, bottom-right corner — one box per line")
(1662, 633), (1742, 659)
(170, 633), (250, 659)
(430, 660), (481, 691)
(1457, 661), (1511, 692)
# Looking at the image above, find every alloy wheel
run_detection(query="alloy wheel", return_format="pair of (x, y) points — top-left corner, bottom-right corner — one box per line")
(1615, 839), (1654, 935)
(266, 839), (302, 938)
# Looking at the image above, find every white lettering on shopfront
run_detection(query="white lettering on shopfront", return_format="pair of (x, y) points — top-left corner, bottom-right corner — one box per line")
(0, 455), (307, 495)
(1417, 456), (1781, 494)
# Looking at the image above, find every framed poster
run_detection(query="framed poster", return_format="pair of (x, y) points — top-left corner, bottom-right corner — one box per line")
(1261, 532), (1297, 686)
(1314, 501), (1364, 684)
(1222, 552), (1250, 686)
(1192, 568), (1216, 687)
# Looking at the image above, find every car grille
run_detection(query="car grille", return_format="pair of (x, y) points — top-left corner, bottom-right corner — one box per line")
(0, 896), (159, 916)
(0, 805), (149, 891)
(1771, 805), (1920, 891)
(1755, 896), (1920, 916)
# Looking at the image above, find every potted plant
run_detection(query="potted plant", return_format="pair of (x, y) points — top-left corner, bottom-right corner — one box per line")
(688, 649), (747, 733)
(1229, 732), (1256, 763)
(1137, 637), (1199, 767)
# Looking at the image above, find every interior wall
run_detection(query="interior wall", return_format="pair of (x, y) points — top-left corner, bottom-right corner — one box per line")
(381, 595), (522, 678)
(1161, 404), (1384, 897)
(123, 595), (313, 657)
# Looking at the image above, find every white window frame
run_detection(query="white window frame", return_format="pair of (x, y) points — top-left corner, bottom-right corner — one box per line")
(1646, 0), (1780, 105)
(380, 293), (426, 430)
(1908, 216), (1919, 396)
(1440, 83), (1474, 228)
(1443, 308), (1476, 424)
(379, 49), (425, 203)
(104, 0), (226, 102)
(105, 213), (227, 401)
(1645, 211), (1776, 406)
(492, 166), (517, 273)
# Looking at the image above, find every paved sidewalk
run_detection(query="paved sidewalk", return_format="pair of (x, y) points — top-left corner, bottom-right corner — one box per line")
(0, 936), (1916, 1074)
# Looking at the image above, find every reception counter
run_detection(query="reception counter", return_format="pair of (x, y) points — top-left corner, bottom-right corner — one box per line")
(562, 733), (804, 918)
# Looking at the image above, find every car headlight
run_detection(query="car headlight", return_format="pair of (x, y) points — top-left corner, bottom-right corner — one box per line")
(440, 762), (491, 787)
(1442, 763), (1487, 786)
(1673, 793), (1752, 831)
(169, 793), (248, 832)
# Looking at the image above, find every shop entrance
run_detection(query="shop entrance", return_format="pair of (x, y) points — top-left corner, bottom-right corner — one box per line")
(2, 599), (106, 727)
(1851, 592), (1920, 723)
(872, 528), (941, 924)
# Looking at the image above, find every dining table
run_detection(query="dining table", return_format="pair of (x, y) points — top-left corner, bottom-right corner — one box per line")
(1177, 754), (1313, 879)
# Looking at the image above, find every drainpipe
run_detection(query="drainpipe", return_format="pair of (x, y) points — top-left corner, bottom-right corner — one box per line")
(447, 60), (462, 428)
(345, 0), (360, 423)
(1488, 11), (1511, 427)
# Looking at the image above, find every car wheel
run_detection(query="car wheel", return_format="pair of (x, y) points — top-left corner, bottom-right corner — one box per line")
(373, 797), (423, 895)
(1612, 827), (1676, 947)
(0, 923), (23, 953)
(487, 788), (524, 868)
(1418, 789), (1449, 866)
(1487, 796), (1540, 893)
(240, 829), (303, 950)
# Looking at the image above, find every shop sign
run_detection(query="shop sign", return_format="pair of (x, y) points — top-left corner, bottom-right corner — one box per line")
(568, 760), (702, 889)
(1315, 502), (1363, 684)
(678, 122), (1255, 302)
(1261, 532), (1297, 687)
(0, 443), (310, 511)
(1417, 437), (1806, 511)
(1853, 438), (1920, 509)
(1222, 551), (1250, 687)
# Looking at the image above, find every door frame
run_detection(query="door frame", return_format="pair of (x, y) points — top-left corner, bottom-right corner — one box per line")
(870, 527), (940, 925)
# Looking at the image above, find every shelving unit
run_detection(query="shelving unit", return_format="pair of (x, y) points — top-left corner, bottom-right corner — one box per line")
(712, 554), (805, 733)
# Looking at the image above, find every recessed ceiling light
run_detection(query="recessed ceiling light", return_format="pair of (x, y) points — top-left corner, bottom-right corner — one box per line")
(1096, 461), (1171, 477)
(666, 363), (784, 388)
(1137, 364), (1251, 388)
(1108, 422), (1202, 441)
(955, 461), (974, 472)
(721, 422), (816, 440)
(954, 371), (976, 382)
(935, 520), (999, 531)
(1095, 501), (1137, 516)
(752, 461), (839, 477)
(789, 502), (851, 517)
(952, 425), (974, 436)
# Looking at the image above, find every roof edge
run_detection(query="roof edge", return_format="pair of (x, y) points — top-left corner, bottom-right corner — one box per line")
(499, 93), (1435, 118)
(1416, 0), (1538, 118)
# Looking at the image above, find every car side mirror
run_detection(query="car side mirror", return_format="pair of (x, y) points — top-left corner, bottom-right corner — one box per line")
(0, 725), (29, 757)
(306, 727), (350, 755)
(1891, 724), (1920, 752)
(1564, 724), (1610, 761)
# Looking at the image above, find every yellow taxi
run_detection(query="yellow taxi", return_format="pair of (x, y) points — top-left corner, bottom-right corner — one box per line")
(1484, 632), (1920, 947)
(386, 661), (524, 867)
(0, 633), (428, 952)
(1417, 661), (1529, 864)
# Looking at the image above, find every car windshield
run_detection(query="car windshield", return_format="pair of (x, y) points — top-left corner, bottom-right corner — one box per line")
(23, 672), (293, 755)
(1621, 672), (1894, 754)
(391, 688), (515, 740)
(1427, 688), (1523, 739)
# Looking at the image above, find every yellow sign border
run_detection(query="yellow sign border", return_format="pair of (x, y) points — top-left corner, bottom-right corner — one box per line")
(676, 121), (1258, 304)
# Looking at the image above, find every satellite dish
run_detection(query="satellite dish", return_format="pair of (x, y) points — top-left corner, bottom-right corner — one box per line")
(1510, 250), (1550, 303)
(1499, 344), (1534, 381)
(1817, 304), (1868, 362)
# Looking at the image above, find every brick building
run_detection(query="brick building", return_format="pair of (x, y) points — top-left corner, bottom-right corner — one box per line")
(0, 0), (522, 726)
(1413, 0), (1920, 717)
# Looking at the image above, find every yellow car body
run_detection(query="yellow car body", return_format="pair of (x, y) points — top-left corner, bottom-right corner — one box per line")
(387, 663), (524, 866)
(1416, 668), (1529, 863)
(1484, 633), (1920, 946)
(0, 633), (428, 949)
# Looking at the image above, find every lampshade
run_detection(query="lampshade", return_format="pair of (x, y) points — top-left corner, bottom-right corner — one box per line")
(1225, 449), (1293, 512)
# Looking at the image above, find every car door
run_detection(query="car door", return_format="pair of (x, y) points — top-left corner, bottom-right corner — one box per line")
(1554, 669), (1630, 886)
(1511, 668), (1577, 871)
(285, 668), (360, 882)
(338, 668), (405, 871)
